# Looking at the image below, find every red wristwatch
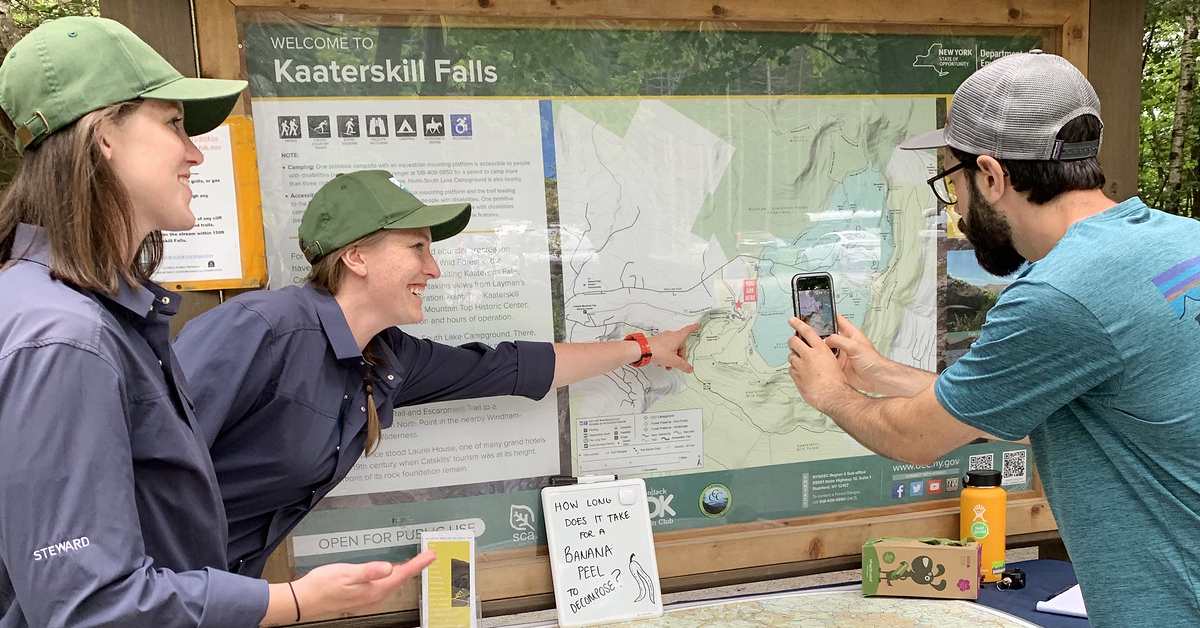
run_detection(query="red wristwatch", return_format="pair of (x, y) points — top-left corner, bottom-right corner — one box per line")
(624, 332), (652, 367)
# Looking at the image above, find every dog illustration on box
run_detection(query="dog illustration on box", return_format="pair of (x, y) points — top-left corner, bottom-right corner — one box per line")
(883, 555), (948, 591)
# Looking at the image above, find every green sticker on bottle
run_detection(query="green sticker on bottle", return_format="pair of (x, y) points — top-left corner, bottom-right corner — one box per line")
(971, 521), (989, 539)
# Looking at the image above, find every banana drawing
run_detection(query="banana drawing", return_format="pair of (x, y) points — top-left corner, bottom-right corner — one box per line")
(629, 553), (656, 604)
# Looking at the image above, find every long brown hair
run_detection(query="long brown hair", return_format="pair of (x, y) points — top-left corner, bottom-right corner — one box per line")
(306, 230), (389, 456)
(0, 101), (164, 294)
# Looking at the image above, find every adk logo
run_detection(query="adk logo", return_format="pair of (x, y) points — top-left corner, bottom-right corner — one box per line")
(509, 504), (537, 544)
(647, 489), (676, 526)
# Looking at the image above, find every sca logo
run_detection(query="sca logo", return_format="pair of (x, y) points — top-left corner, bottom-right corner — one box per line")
(646, 489), (676, 526)
(509, 504), (537, 544)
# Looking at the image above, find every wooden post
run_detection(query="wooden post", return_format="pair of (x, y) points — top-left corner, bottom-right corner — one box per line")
(99, 0), (197, 77)
(1089, 0), (1147, 202)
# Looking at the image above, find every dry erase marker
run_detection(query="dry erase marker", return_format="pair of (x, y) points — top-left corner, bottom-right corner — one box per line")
(548, 474), (617, 486)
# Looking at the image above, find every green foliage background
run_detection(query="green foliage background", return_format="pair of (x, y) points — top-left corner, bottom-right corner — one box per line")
(1139, 0), (1199, 216)
(0, 1), (98, 183)
(0, 1), (1196, 216)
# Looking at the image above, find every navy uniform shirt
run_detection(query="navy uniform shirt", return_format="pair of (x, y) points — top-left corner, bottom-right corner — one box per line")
(174, 284), (555, 576)
(0, 225), (268, 627)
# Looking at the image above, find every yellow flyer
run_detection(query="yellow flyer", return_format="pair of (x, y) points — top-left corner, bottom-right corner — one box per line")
(421, 531), (477, 628)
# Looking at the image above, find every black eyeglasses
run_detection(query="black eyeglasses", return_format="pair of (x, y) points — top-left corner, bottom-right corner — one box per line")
(926, 162), (968, 205)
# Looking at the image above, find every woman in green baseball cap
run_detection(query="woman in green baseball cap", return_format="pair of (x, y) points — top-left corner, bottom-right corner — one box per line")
(174, 170), (700, 581)
(0, 17), (427, 628)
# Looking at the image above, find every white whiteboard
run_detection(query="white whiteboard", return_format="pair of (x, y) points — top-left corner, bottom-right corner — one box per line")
(541, 479), (663, 627)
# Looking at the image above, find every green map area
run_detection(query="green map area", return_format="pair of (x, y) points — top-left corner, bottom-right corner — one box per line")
(557, 96), (938, 473)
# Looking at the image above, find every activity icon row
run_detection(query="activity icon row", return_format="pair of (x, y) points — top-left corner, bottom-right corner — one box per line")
(277, 114), (473, 139)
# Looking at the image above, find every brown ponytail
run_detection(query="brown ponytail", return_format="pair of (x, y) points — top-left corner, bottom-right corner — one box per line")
(362, 342), (382, 457)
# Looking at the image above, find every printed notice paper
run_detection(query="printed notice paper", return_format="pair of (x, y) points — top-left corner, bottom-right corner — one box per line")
(155, 124), (244, 283)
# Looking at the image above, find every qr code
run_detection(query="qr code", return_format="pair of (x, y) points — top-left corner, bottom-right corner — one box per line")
(1001, 449), (1028, 486)
(968, 453), (994, 472)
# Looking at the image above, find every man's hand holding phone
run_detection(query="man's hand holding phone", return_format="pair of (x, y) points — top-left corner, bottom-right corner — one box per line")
(787, 316), (852, 415)
(824, 315), (886, 393)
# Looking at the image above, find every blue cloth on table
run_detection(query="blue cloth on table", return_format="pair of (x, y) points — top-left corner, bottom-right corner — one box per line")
(977, 559), (1088, 627)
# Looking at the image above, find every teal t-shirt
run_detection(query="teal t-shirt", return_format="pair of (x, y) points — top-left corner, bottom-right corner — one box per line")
(936, 197), (1200, 625)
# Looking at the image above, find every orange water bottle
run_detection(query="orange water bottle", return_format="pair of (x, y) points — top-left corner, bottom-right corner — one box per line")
(960, 470), (1006, 582)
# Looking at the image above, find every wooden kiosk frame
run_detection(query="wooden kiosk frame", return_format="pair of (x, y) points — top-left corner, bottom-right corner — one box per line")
(98, 0), (1143, 623)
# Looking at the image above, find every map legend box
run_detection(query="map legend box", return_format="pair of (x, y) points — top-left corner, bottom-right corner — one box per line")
(578, 410), (703, 475)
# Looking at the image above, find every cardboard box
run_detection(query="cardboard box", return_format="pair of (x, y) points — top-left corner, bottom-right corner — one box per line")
(862, 537), (981, 600)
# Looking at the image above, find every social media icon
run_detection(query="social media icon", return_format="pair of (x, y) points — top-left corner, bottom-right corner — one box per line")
(891, 482), (906, 499)
(927, 478), (943, 495)
(909, 480), (925, 497)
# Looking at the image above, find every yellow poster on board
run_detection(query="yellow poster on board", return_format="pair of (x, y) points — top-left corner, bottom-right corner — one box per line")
(153, 114), (267, 291)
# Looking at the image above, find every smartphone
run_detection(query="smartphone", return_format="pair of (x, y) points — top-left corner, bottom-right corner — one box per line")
(792, 272), (838, 338)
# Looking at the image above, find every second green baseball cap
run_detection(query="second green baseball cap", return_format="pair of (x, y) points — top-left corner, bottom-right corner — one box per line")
(299, 170), (472, 263)
(0, 16), (247, 152)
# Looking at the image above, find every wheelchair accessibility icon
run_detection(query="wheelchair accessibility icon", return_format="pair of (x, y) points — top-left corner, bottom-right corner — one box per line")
(451, 114), (473, 137)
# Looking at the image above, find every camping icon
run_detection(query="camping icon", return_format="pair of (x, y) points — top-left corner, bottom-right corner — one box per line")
(394, 114), (417, 137)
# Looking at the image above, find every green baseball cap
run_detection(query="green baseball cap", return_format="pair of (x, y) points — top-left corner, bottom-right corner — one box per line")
(0, 16), (247, 152)
(299, 170), (472, 263)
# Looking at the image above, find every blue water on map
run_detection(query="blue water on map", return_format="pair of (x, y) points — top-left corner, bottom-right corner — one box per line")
(751, 167), (895, 367)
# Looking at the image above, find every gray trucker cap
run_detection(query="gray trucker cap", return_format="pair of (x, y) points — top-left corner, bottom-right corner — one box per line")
(900, 50), (1102, 160)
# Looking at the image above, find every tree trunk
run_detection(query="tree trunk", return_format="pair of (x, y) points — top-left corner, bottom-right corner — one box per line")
(1164, 13), (1198, 210)
(1143, 21), (1158, 73)
(1190, 126), (1200, 218)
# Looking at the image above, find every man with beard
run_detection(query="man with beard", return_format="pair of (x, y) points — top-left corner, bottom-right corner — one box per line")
(787, 51), (1200, 626)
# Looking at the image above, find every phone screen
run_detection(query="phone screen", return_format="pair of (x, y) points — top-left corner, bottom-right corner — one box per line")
(793, 274), (836, 338)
